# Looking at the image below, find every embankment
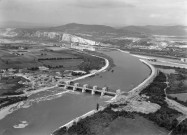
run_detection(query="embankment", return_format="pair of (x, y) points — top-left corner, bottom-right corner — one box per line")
(70, 55), (109, 82)
(0, 50), (109, 122)
(51, 49), (156, 135)
(128, 59), (157, 96)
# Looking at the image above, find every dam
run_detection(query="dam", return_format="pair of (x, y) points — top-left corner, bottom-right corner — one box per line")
(0, 49), (167, 135)
(58, 81), (120, 97)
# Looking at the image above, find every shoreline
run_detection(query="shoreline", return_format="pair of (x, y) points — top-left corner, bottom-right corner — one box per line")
(108, 49), (156, 102)
(118, 48), (187, 69)
(0, 101), (25, 120)
(70, 54), (109, 82)
(127, 59), (157, 96)
(52, 60), (187, 135)
(131, 54), (187, 69)
(0, 48), (158, 135)
(0, 50), (109, 121)
(51, 49), (156, 134)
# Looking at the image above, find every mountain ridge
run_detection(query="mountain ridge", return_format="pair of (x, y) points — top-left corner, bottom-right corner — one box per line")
(2, 23), (187, 36)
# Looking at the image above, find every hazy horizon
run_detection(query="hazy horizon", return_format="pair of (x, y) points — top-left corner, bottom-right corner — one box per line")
(0, 0), (187, 27)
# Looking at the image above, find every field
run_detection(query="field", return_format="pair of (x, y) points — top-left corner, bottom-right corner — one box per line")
(0, 76), (27, 96)
(0, 45), (105, 99)
(0, 48), (83, 70)
(155, 65), (187, 107)
(167, 71), (187, 94)
(155, 65), (187, 94)
(39, 59), (83, 69)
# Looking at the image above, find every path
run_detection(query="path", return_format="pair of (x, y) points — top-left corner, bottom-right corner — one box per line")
(164, 75), (187, 135)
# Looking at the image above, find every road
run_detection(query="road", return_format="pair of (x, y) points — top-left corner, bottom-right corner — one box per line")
(132, 54), (187, 69)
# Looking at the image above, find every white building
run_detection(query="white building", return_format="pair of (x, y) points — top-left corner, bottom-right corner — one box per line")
(70, 43), (95, 51)
(181, 58), (187, 63)
(39, 66), (49, 71)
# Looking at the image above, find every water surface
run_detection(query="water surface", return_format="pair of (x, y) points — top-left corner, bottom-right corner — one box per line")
(0, 92), (107, 135)
(77, 50), (151, 92)
(0, 50), (166, 135)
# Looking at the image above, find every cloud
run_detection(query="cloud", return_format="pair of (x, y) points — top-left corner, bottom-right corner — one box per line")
(149, 14), (161, 18)
(0, 0), (186, 26)
(71, 0), (135, 8)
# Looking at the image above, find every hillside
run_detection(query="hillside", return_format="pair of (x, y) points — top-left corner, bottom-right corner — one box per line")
(122, 25), (187, 36)
(2, 23), (187, 37)
(51, 23), (141, 40)
(1, 23), (187, 46)
(4, 23), (141, 42)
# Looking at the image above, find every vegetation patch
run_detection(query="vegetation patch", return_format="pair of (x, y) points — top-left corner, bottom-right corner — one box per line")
(53, 104), (134, 135)
(140, 71), (183, 133)
(0, 76), (28, 96)
(0, 96), (27, 109)
(172, 118), (187, 135)
(166, 71), (187, 94)
(155, 65), (187, 106)
(84, 50), (115, 71)
(140, 72), (167, 105)
(54, 71), (186, 135)
(77, 51), (106, 73)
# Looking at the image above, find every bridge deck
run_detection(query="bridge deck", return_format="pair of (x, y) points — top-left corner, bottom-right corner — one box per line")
(59, 84), (116, 96)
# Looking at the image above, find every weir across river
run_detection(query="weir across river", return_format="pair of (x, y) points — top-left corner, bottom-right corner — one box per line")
(58, 81), (120, 97)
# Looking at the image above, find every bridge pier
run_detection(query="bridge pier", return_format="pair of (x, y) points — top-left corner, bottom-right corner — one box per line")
(116, 89), (121, 96)
(101, 87), (106, 97)
(101, 92), (104, 97)
(73, 83), (79, 91)
(82, 84), (88, 93)
(61, 82), (116, 97)
(92, 85), (97, 95)
(64, 81), (70, 89)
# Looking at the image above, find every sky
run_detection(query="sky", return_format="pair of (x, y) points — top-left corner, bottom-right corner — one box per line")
(0, 0), (187, 26)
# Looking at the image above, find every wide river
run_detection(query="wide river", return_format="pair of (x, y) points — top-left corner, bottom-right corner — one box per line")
(0, 50), (168, 135)
(77, 50), (151, 91)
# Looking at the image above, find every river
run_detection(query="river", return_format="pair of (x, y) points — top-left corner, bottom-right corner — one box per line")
(0, 50), (167, 135)
(77, 50), (151, 92)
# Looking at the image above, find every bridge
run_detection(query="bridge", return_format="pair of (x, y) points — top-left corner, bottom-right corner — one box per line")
(58, 81), (120, 97)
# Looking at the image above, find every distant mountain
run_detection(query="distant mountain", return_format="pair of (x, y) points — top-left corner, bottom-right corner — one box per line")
(122, 25), (187, 36)
(49, 23), (142, 40)
(3, 23), (186, 42)
(52, 23), (120, 33)
(51, 23), (187, 36)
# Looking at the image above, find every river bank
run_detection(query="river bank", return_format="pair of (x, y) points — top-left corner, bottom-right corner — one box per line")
(70, 53), (109, 82)
(52, 70), (184, 135)
(0, 48), (152, 135)
(52, 50), (157, 135)
(0, 50), (110, 122)
(131, 53), (187, 69)
(76, 49), (150, 91)
(51, 49), (187, 135)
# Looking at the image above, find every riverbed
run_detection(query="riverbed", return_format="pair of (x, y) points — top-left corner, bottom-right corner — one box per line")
(0, 50), (167, 135)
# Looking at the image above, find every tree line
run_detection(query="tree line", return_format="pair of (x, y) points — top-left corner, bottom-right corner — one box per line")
(38, 57), (81, 61)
